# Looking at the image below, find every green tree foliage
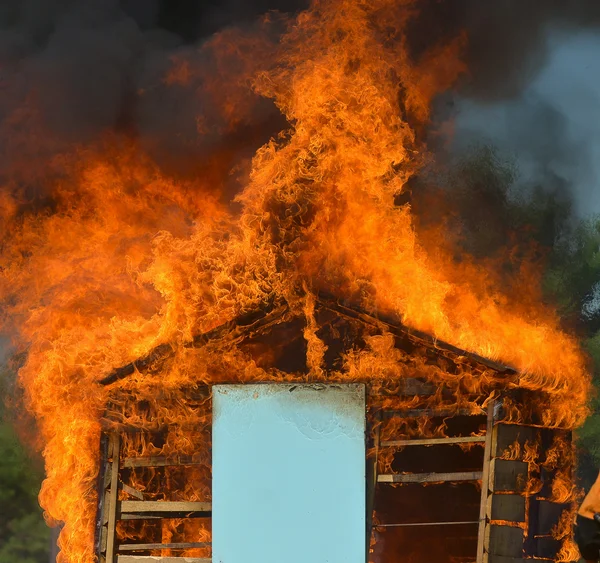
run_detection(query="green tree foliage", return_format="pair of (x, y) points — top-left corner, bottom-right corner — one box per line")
(0, 374), (50, 563)
(423, 145), (600, 481)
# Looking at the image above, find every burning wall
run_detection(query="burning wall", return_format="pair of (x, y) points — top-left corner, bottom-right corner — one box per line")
(0, 1), (592, 562)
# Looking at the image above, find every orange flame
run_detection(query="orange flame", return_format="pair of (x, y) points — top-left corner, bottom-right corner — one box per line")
(0, 1), (591, 562)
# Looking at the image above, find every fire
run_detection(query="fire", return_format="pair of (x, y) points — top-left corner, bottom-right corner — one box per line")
(0, 1), (591, 562)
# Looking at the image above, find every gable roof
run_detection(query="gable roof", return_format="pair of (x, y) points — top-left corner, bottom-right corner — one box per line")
(99, 291), (516, 387)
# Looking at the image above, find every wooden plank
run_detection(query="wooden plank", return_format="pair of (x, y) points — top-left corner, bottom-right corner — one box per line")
(105, 433), (121, 563)
(477, 403), (495, 563)
(382, 408), (485, 418)
(118, 543), (211, 552)
(531, 536), (561, 560)
(366, 406), (381, 563)
(381, 436), (486, 447)
(122, 456), (205, 468)
(96, 433), (112, 563)
(491, 424), (538, 459)
(375, 520), (479, 527)
(120, 501), (212, 514)
(117, 557), (211, 563)
(487, 494), (526, 522)
(370, 378), (437, 397)
(485, 525), (524, 558)
(534, 500), (567, 536)
(378, 471), (482, 484)
(490, 459), (528, 493)
(121, 484), (144, 500)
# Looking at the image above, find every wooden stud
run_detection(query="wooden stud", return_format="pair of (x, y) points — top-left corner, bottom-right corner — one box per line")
(366, 405), (381, 563)
(477, 402), (495, 563)
(105, 433), (121, 563)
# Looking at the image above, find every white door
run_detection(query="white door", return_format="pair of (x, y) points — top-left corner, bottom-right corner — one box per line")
(212, 383), (366, 563)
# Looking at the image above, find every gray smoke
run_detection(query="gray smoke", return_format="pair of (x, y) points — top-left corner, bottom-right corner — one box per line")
(2, 0), (600, 214)
(449, 27), (600, 216)
(0, 0), (303, 207)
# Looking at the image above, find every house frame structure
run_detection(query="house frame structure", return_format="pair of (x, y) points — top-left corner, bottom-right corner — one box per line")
(95, 294), (575, 563)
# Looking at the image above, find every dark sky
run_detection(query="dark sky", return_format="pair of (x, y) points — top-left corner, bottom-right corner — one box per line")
(123, 0), (308, 41)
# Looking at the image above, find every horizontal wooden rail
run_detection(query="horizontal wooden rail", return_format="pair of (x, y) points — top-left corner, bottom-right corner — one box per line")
(381, 436), (486, 447)
(381, 408), (485, 418)
(375, 520), (481, 527)
(118, 557), (211, 563)
(378, 471), (483, 484)
(121, 501), (212, 513)
(119, 542), (211, 552)
(122, 456), (205, 468)
(120, 501), (212, 520)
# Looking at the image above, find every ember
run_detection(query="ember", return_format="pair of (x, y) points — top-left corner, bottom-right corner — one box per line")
(0, 1), (591, 563)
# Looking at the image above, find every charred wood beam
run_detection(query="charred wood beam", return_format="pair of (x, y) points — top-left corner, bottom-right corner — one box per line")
(316, 291), (517, 376)
(117, 558), (211, 563)
(121, 483), (144, 500)
(105, 434), (121, 563)
(99, 298), (287, 386)
(378, 471), (483, 483)
(381, 408), (485, 418)
(122, 455), (206, 468)
(94, 433), (111, 562)
(380, 436), (486, 447)
(118, 543), (210, 552)
(375, 520), (480, 528)
(99, 288), (517, 387)
(120, 501), (212, 513)
(119, 500), (212, 520)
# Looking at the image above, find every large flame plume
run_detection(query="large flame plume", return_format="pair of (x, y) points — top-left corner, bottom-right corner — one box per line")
(0, 1), (591, 562)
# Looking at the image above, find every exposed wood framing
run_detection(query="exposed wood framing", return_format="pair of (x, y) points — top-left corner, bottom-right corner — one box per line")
(477, 402), (495, 563)
(105, 433), (121, 563)
(121, 483), (144, 500)
(117, 557), (211, 563)
(378, 471), (482, 484)
(122, 455), (205, 468)
(381, 408), (486, 418)
(380, 436), (486, 447)
(100, 299), (288, 385)
(101, 292), (516, 386)
(375, 520), (480, 528)
(118, 543), (210, 552)
(365, 405), (381, 563)
(120, 501), (212, 514)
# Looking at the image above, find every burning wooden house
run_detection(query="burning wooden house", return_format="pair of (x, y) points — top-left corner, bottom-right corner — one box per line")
(95, 293), (579, 563)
